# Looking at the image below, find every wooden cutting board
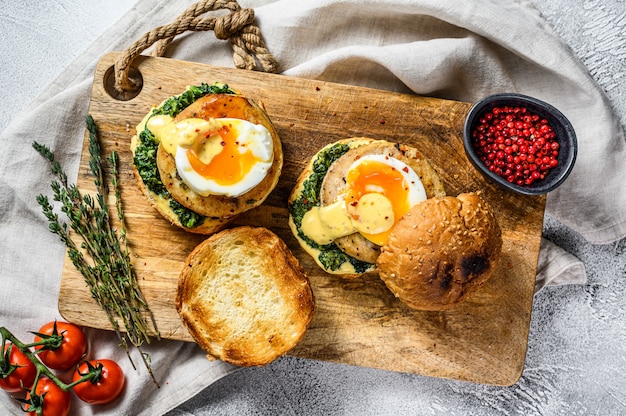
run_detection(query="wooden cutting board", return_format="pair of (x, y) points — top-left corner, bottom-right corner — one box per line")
(58, 52), (544, 386)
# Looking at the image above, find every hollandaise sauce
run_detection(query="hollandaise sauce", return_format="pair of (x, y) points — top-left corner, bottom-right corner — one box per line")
(145, 115), (274, 198)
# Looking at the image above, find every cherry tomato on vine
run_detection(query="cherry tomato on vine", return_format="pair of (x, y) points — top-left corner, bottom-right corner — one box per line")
(25, 377), (71, 416)
(33, 321), (87, 371)
(0, 343), (37, 392)
(73, 359), (125, 404)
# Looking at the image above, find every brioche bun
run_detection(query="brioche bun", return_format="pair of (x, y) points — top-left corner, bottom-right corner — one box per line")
(376, 192), (502, 311)
(176, 226), (315, 366)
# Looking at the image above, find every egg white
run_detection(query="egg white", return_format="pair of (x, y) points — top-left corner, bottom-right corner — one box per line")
(345, 154), (427, 207)
(175, 118), (274, 197)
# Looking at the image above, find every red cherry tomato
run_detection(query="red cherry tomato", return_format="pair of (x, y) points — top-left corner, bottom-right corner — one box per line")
(25, 377), (71, 416)
(33, 321), (87, 371)
(73, 359), (125, 404)
(0, 343), (37, 392)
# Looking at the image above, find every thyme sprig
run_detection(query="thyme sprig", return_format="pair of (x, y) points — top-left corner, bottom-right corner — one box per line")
(33, 115), (160, 386)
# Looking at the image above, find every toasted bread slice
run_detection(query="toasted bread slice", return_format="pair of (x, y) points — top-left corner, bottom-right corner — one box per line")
(176, 226), (315, 366)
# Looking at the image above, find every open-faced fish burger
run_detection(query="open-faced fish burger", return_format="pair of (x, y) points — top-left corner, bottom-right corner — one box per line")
(131, 83), (283, 234)
(288, 138), (446, 278)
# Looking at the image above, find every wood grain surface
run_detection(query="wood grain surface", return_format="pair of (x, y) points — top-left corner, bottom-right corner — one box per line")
(58, 52), (545, 386)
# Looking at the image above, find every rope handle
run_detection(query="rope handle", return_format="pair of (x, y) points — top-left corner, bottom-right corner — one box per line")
(113, 0), (278, 96)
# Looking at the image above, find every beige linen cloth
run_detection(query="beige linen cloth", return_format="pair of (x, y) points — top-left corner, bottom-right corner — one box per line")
(1, 0), (623, 414)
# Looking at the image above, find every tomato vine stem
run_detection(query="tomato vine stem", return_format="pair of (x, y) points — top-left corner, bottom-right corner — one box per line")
(0, 327), (94, 391)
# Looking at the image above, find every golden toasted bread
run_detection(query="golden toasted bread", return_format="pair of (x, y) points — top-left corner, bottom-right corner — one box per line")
(176, 226), (315, 366)
(377, 192), (502, 311)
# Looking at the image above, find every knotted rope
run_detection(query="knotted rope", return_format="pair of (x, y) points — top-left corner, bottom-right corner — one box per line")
(113, 0), (278, 96)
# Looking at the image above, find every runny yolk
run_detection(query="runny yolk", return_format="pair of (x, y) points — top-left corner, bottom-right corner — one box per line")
(345, 159), (411, 244)
(186, 124), (258, 185)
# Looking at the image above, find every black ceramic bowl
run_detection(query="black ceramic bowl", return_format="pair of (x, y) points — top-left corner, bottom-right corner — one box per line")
(463, 93), (577, 195)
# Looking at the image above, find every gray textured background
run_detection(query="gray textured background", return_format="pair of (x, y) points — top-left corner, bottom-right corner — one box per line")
(1, 1), (625, 415)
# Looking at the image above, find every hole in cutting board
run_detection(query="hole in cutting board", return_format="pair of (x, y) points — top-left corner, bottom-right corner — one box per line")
(103, 65), (143, 101)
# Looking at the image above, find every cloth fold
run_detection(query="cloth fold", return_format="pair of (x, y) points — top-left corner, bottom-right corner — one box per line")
(536, 238), (587, 292)
(1, 0), (623, 414)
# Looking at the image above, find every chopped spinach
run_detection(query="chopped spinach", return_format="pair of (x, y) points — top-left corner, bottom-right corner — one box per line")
(134, 127), (168, 197)
(288, 142), (373, 274)
(170, 199), (206, 229)
(152, 83), (234, 118)
(133, 82), (236, 228)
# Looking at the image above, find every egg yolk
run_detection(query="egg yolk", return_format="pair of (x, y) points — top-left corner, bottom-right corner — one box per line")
(186, 124), (259, 186)
(345, 159), (412, 245)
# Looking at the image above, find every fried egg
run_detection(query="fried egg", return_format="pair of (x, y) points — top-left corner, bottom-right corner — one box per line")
(148, 116), (274, 197)
(344, 154), (427, 245)
(299, 153), (427, 247)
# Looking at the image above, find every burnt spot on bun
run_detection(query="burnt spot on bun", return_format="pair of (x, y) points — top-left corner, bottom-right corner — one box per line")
(460, 254), (490, 281)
